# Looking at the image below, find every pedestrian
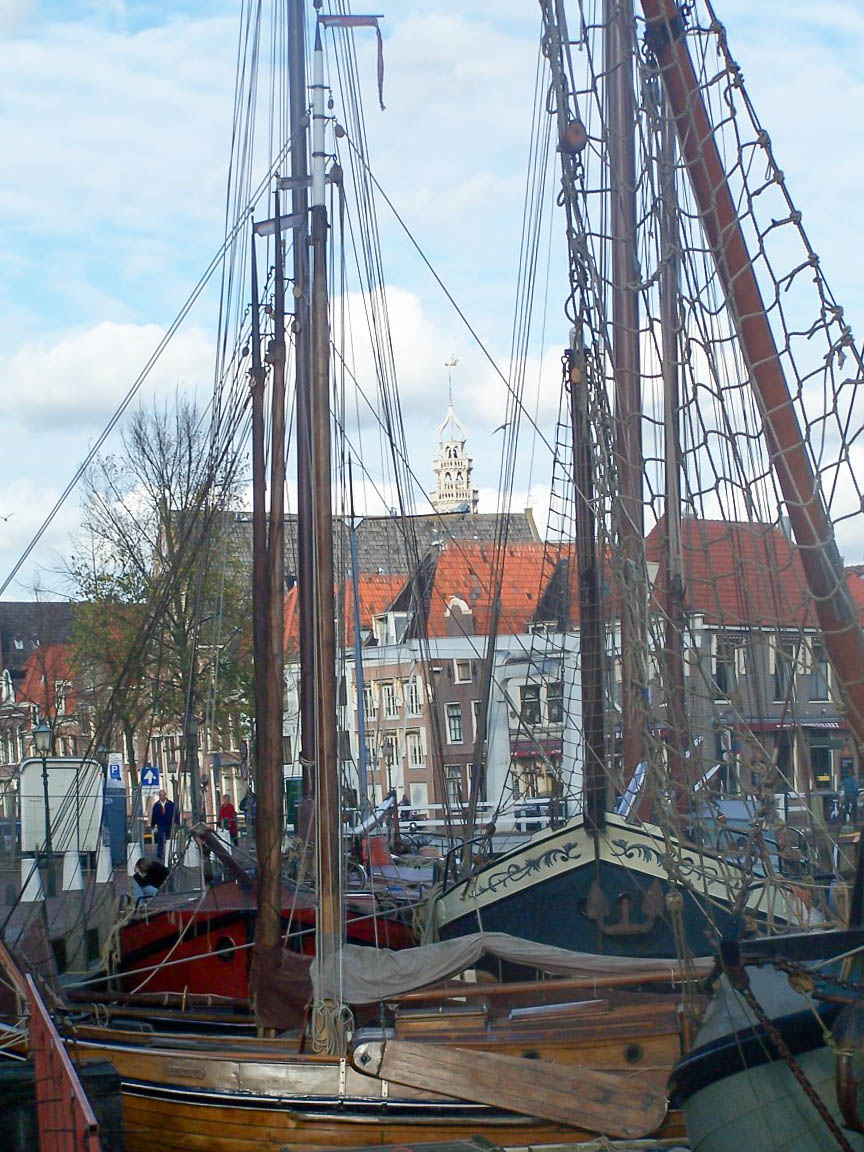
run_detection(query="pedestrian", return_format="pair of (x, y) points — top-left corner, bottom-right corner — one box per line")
(840, 769), (859, 824)
(150, 788), (176, 861)
(132, 857), (169, 904)
(218, 792), (239, 844)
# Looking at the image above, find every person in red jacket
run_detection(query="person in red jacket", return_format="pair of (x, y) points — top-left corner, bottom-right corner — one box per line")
(218, 793), (239, 844)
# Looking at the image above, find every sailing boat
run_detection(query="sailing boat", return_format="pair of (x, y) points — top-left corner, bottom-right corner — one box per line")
(0, 3), (703, 1149)
(429, 0), (864, 962)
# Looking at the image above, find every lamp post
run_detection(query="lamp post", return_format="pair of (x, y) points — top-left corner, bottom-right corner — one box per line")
(186, 715), (201, 824)
(33, 721), (52, 856)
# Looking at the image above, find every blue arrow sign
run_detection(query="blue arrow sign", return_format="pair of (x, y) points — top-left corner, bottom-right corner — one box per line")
(141, 764), (160, 788)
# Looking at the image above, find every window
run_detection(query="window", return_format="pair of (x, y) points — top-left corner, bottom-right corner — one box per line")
(809, 642), (830, 702)
(547, 681), (564, 724)
(382, 680), (399, 720)
(405, 677), (423, 716)
(774, 639), (796, 702)
(372, 612), (409, 646)
(363, 683), (377, 719)
(713, 637), (738, 701)
(406, 729), (424, 768)
(446, 703), (463, 743)
(454, 659), (472, 683)
(445, 765), (463, 806)
(282, 735), (293, 763)
(520, 685), (541, 726)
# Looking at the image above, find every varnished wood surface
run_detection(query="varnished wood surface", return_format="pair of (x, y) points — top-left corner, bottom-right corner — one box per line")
(352, 1039), (668, 1139)
(60, 1002), (690, 1152)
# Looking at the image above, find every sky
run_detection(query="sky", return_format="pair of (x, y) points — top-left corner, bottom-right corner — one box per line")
(0, 0), (863, 599)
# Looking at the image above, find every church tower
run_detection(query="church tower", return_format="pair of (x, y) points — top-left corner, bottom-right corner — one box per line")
(430, 403), (479, 514)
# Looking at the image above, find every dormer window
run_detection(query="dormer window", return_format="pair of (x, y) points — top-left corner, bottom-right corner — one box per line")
(372, 612), (409, 647)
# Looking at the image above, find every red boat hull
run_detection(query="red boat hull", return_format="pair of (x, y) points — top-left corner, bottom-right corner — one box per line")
(117, 882), (414, 998)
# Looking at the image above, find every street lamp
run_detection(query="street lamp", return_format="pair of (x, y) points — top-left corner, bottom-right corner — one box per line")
(32, 721), (52, 856)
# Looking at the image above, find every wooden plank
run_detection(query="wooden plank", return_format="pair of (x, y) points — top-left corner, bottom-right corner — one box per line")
(351, 1039), (667, 1140)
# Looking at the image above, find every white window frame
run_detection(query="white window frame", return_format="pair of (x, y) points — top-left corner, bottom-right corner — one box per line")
(382, 680), (399, 720)
(446, 702), (463, 744)
(405, 677), (423, 716)
(406, 729), (425, 768)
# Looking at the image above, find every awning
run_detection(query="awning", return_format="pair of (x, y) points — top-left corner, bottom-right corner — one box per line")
(738, 718), (844, 733)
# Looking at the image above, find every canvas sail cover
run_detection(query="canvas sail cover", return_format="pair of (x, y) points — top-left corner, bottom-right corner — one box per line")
(312, 930), (711, 1004)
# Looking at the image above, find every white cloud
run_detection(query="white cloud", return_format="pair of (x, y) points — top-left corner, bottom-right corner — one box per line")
(0, 321), (214, 430)
(0, 0), (34, 38)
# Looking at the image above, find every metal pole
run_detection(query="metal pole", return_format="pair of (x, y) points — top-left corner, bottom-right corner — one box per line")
(41, 754), (52, 857)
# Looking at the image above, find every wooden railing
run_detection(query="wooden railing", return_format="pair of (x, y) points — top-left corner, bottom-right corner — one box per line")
(26, 973), (101, 1152)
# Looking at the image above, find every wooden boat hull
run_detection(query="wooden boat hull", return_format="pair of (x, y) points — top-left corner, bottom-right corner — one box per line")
(56, 996), (688, 1152)
(433, 813), (813, 958)
(118, 883), (413, 998)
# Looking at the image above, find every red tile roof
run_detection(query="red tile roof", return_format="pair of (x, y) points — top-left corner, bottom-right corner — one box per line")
(646, 517), (812, 627)
(421, 542), (572, 637)
(284, 574), (406, 656)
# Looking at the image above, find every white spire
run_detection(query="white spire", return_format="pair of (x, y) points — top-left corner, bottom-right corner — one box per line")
(430, 365), (478, 514)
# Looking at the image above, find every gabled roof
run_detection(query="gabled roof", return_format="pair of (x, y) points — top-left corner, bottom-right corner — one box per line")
(404, 542), (572, 639)
(645, 518), (812, 628)
(224, 509), (539, 587)
(0, 602), (75, 680)
(284, 574), (406, 657)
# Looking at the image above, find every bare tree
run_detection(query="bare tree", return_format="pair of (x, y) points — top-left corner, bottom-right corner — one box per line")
(68, 398), (252, 787)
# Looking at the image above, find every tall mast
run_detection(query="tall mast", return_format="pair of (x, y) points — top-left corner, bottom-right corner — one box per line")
(657, 92), (689, 797)
(287, 0), (317, 805)
(605, 0), (648, 782)
(252, 184), (287, 1030)
(249, 235), (268, 807)
(309, 21), (343, 1047)
(569, 343), (607, 830)
(538, 0), (608, 827)
(642, 0), (864, 759)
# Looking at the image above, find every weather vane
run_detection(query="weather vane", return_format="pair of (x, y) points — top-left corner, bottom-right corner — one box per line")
(444, 355), (458, 406)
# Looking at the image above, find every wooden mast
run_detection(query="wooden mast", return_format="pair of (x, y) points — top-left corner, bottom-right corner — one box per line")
(642, 0), (864, 757)
(657, 94), (690, 799)
(538, 0), (608, 828)
(309, 20), (343, 1044)
(569, 344), (608, 830)
(249, 234), (268, 797)
(287, 0), (317, 806)
(251, 185), (287, 1031)
(605, 0), (648, 783)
